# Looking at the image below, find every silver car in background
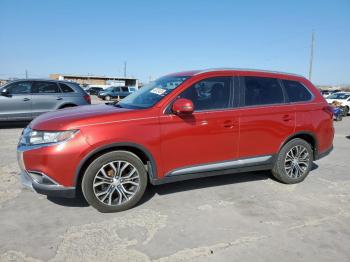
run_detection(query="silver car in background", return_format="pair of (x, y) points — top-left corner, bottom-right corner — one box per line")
(0, 79), (91, 121)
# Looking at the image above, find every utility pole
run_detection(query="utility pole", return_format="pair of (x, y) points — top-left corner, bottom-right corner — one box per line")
(123, 61), (127, 77)
(25, 69), (28, 79)
(308, 31), (315, 81)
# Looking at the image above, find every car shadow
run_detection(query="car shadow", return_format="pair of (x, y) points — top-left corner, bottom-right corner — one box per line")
(46, 171), (271, 209)
(0, 121), (30, 129)
(151, 170), (270, 196)
(46, 166), (319, 209)
(47, 193), (89, 208)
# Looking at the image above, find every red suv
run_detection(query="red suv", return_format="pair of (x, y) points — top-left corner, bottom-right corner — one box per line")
(17, 69), (334, 212)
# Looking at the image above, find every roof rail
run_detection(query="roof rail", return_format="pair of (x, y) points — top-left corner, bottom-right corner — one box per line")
(193, 68), (304, 78)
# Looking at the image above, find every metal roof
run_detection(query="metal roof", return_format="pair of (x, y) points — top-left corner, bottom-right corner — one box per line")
(169, 68), (305, 78)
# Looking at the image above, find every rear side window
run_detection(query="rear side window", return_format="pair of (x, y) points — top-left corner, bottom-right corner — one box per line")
(121, 87), (129, 92)
(32, 82), (61, 93)
(283, 80), (312, 102)
(59, 83), (74, 93)
(243, 77), (284, 106)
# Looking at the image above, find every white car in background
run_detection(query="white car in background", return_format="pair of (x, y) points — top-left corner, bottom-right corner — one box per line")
(326, 92), (350, 115)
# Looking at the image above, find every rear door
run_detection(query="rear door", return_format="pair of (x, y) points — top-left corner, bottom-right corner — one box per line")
(238, 76), (296, 158)
(0, 81), (32, 120)
(31, 81), (62, 117)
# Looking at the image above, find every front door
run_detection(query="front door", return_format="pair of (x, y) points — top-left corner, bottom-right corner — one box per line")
(160, 76), (240, 177)
(0, 81), (32, 120)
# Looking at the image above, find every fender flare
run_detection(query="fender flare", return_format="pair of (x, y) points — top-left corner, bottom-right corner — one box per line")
(74, 142), (158, 186)
(278, 131), (318, 158)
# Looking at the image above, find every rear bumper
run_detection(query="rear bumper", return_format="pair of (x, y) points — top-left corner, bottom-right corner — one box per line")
(315, 144), (333, 160)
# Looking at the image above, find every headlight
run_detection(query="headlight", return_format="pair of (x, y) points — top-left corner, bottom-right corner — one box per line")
(21, 129), (79, 145)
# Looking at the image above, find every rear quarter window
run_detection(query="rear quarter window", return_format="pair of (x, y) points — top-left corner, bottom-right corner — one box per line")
(282, 80), (312, 102)
(59, 83), (75, 93)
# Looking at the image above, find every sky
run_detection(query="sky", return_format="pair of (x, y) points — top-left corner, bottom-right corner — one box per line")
(0, 0), (349, 85)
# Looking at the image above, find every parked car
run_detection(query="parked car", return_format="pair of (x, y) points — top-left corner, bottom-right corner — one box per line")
(98, 86), (134, 101)
(325, 92), (350, 115)
(320, 90), (340, 98)
(0, 79), (91, 121)
(17, 69), (334, 212)
(86, 87), (103, 96)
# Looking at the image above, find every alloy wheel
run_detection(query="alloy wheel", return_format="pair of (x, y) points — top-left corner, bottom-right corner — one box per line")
(93, 161), (140, 206)
(284, 145), (310, 179)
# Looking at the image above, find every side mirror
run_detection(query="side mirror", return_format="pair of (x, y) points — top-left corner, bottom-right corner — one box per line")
(172, 98), (194, 114)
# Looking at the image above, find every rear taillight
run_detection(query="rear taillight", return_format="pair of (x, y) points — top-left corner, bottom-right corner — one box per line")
(84, 94), (91, 104)
(323, 105), (333, 118)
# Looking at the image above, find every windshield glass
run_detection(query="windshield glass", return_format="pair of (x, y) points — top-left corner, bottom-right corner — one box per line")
(327, 93), (350, 99)
(119, 76), (189, 109)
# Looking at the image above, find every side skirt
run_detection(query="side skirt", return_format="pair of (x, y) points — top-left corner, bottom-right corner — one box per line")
(150, 155), (275, 185)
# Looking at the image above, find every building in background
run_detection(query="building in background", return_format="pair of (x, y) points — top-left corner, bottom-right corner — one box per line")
(49, 74), (139, 89)
(0, 79), (9, 86)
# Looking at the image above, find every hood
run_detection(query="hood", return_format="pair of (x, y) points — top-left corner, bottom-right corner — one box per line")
(30, 104), (140, 130)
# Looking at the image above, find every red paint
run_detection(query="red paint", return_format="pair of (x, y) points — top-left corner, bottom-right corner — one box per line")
(23, 69), (334, 187)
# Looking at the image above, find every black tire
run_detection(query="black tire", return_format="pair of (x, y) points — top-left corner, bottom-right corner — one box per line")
(344, 106), (349, 116)
(82, 151), (148, 212)
(272, 138), (313, 184)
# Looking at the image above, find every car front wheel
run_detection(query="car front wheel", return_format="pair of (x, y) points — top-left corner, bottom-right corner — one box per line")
(82, 151), (148, 212)
(272, 138), (313, 184)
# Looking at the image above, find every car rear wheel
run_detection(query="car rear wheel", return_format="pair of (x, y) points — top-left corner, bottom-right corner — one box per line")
(105, 95), (111, 101)
(272, 138), (313, 184)
(82, 151), (148, 212)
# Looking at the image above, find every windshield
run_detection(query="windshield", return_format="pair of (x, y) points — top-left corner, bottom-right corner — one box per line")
(327, 93), (350, 99)
(118, 76), (189, 109)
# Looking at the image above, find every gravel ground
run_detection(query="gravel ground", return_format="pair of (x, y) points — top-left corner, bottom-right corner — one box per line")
(0, 106), (349, 262)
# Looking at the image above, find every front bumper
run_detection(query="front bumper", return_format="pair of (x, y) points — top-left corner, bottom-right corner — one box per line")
(17, 146), (76, 198)
(19, 170), (76, 198)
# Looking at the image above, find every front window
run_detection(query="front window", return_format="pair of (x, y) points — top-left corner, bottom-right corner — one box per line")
(119, 76), (189, 109)
(179, 77), (232, 111)
(327, 93), (350, 100)
(3, 81), (31, 94)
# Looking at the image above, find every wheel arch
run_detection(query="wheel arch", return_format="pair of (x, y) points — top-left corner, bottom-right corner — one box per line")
(279, 131), (318, 159)
(74, 142), (157, 188)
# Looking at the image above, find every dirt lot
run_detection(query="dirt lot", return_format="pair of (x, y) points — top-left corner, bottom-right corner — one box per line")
(0, 105), (349, 262)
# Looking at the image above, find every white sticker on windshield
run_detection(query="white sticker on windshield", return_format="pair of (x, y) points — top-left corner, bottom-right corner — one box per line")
(150, 87), (166, 95)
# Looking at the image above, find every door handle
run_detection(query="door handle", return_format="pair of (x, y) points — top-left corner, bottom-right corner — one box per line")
(23, 98), (30, 101)
(223, 120), (234, 128)
(56, 97), (63, 100)
(282, 114), (293, 121)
